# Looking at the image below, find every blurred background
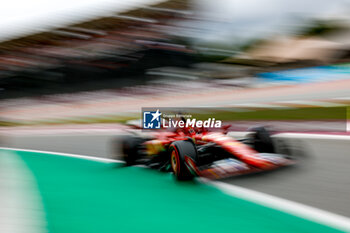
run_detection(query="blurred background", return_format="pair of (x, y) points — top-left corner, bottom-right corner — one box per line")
(0, 0), (349, 129)
(1, 1), (350, 233)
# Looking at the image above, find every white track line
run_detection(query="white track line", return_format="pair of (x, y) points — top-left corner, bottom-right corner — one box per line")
(208, 181), (350, 232)
(228, 132), (350, 140)
(231, 103), (285, 108)
(3, 147), (350, 231)
(276, 133), (350, 140)
(276, 100), (344, 107)
(0, 147), (124, 163)
(333, 97), (350, 100)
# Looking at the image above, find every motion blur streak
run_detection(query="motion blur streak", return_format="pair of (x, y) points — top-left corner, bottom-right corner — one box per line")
(208, 181), (350, 232)
(1, 0), (350, 232)
(0, 151), (47, 233)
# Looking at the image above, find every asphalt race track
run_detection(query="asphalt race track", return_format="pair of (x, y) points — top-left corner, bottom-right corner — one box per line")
(3, 133), (350, 218)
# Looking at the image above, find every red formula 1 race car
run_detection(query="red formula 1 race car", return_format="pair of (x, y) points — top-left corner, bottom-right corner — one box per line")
(114, 125), (294, 180)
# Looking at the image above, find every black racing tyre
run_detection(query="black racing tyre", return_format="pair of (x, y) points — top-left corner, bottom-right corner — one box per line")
(250, 126), (275, 153)
(120, 136), (144, 166)
(169, 140), (198, 180)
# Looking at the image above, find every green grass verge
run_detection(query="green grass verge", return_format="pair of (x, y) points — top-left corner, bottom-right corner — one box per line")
(1, 106), (348, 127)
(192, 106), (347, 121)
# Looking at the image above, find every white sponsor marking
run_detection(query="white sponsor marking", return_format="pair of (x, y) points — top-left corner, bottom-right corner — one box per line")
(207, 181), (350, 232)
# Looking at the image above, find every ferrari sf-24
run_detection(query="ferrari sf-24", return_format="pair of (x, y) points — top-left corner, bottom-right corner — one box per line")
(115, 124), (293, 180)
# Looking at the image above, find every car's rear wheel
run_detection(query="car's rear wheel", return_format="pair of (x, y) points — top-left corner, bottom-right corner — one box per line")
(120, 136), (144, 165)
(169, 140), (198, 180)
(250, 126), (275, 153)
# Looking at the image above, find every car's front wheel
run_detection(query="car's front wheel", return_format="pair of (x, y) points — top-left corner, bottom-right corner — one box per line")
(169, 140), (198, 180)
